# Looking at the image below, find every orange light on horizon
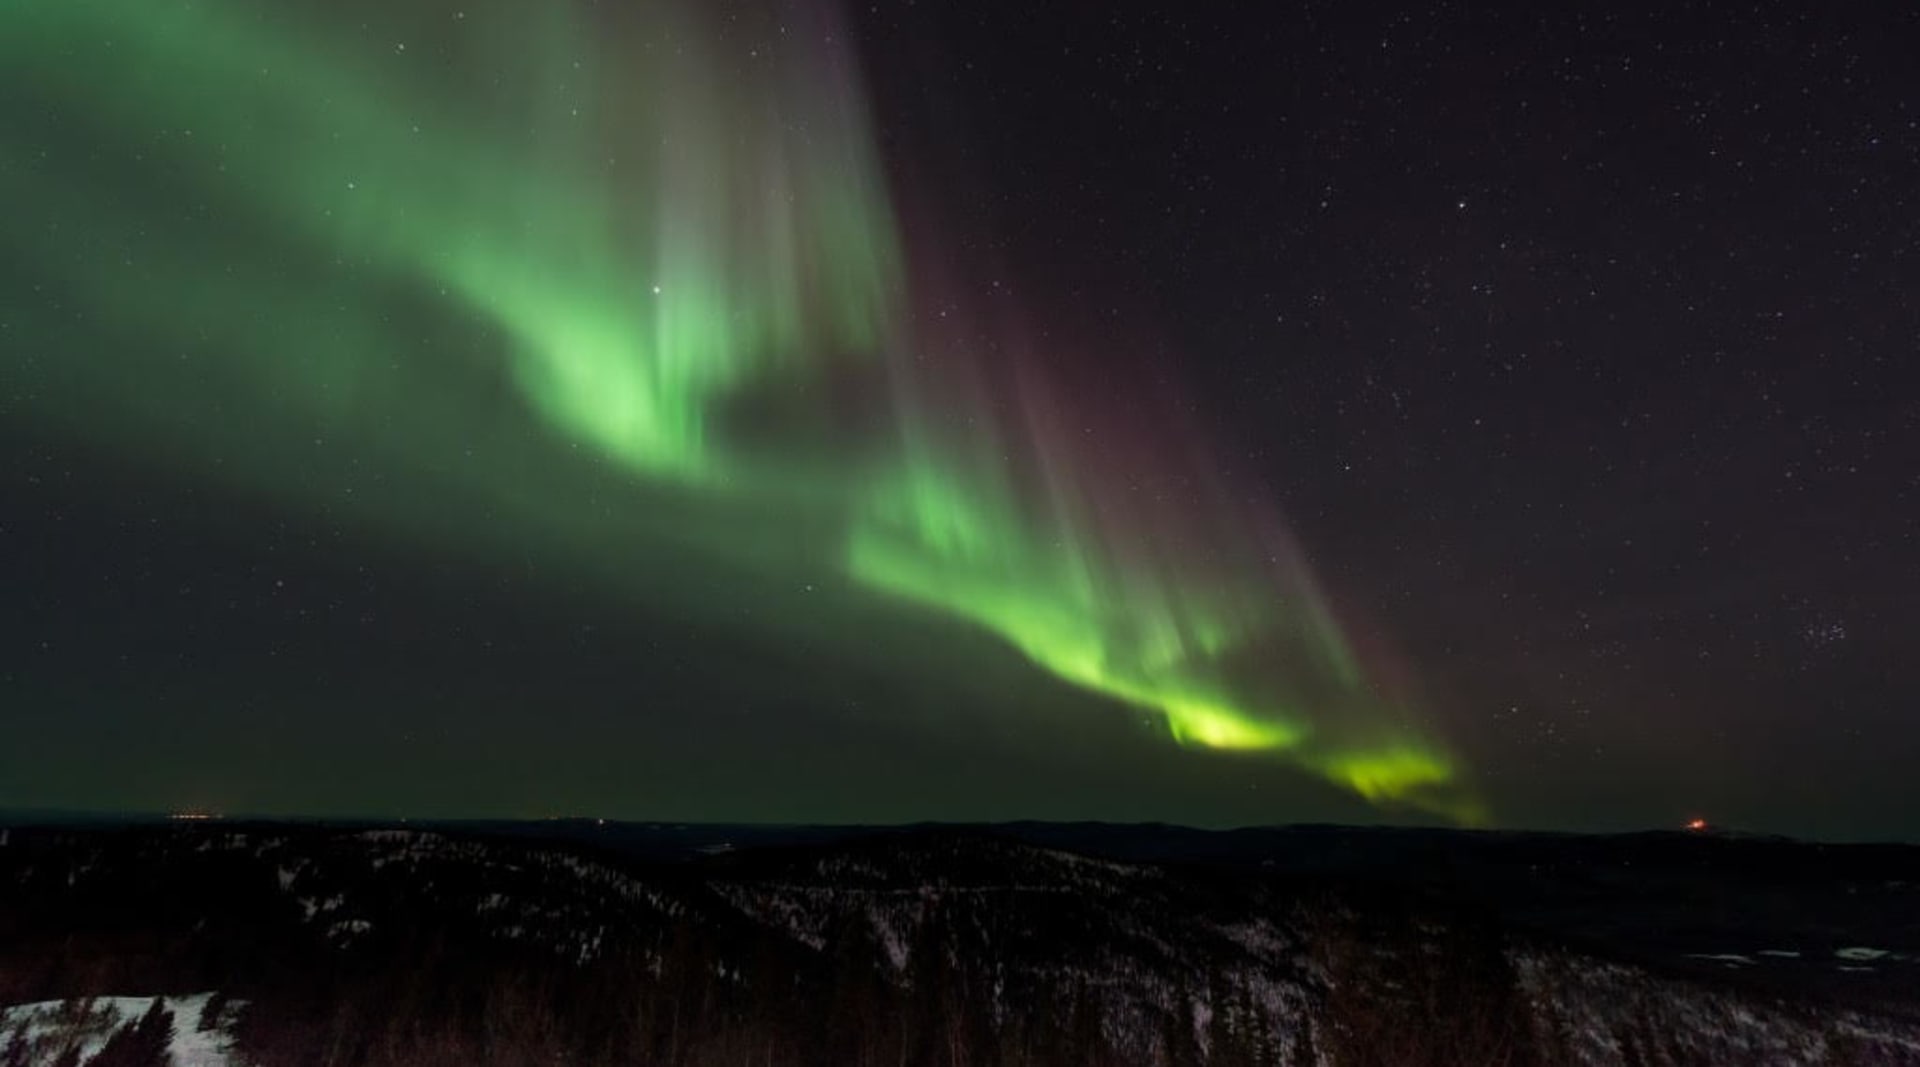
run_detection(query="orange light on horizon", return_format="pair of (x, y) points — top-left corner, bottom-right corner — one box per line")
(1685, 817), (1708, 831)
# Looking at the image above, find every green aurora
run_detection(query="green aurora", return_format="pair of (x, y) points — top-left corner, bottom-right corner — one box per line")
(1, 0), (1478, 821)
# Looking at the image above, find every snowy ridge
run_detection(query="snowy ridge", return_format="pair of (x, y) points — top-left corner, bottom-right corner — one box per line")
(3, 823), (1919, 1064)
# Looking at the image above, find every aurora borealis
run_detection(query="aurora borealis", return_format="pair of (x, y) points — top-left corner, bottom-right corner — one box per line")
(0, 0), (1466, 819)
(5, 2), (1915, 838)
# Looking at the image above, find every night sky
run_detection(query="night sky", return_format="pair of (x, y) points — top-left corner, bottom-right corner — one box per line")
(3, 1), (1915, 839)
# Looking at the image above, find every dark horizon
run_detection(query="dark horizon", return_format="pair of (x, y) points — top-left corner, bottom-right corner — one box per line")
(5, 808), (1913, 848)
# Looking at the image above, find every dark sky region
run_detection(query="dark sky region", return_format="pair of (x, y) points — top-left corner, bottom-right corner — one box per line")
(2, 1), (1915, 840)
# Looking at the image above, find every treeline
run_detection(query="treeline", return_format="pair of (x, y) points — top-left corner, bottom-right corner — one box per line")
(226, 901), (1197, 1066)
(0, 826), (1722, 1066)
(1, 904), (1554, 1066)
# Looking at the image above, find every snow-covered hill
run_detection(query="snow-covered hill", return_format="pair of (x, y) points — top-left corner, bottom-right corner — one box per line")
(0, 822), (1915, 1065)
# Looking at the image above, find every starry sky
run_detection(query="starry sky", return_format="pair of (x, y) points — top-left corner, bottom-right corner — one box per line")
(3, 1), (1915, 840)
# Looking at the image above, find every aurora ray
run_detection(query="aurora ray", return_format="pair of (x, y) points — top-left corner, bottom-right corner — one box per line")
(0, 0), (1475, 819)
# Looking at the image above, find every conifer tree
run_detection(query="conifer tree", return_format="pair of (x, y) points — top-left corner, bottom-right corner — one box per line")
(197, 991), (229, 1033)
(90, 999), (174, 1067)
(2, 1021), (31, 1067)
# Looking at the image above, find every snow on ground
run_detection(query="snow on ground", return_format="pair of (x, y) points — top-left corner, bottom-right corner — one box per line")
(0, 993), (243, 1067)
(1513, 949), (1920, 1066)
(866, 901), (915, 972)
(1678, 945), (1916, 968)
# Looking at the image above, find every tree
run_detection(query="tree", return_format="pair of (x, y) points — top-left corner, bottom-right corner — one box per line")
(197, 990), (229, 1033)
(2, 1021), (32, 1067)
(89, 998), (174, 1067)
(1162, 991), (1205, 1067)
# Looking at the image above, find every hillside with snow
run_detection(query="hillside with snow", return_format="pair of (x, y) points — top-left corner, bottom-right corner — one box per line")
(1, 993), (243, 1067)
(0, 821), (1915, 1065)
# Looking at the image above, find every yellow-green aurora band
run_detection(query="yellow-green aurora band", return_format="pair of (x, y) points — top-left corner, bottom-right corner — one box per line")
(1, 0), (1479, 821)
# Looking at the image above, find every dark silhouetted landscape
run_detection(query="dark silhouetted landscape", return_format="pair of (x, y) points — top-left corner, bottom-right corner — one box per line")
(2, 819), (1916, 1065)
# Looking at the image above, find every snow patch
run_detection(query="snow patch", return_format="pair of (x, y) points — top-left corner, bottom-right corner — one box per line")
(0, 993), (244, 1067)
